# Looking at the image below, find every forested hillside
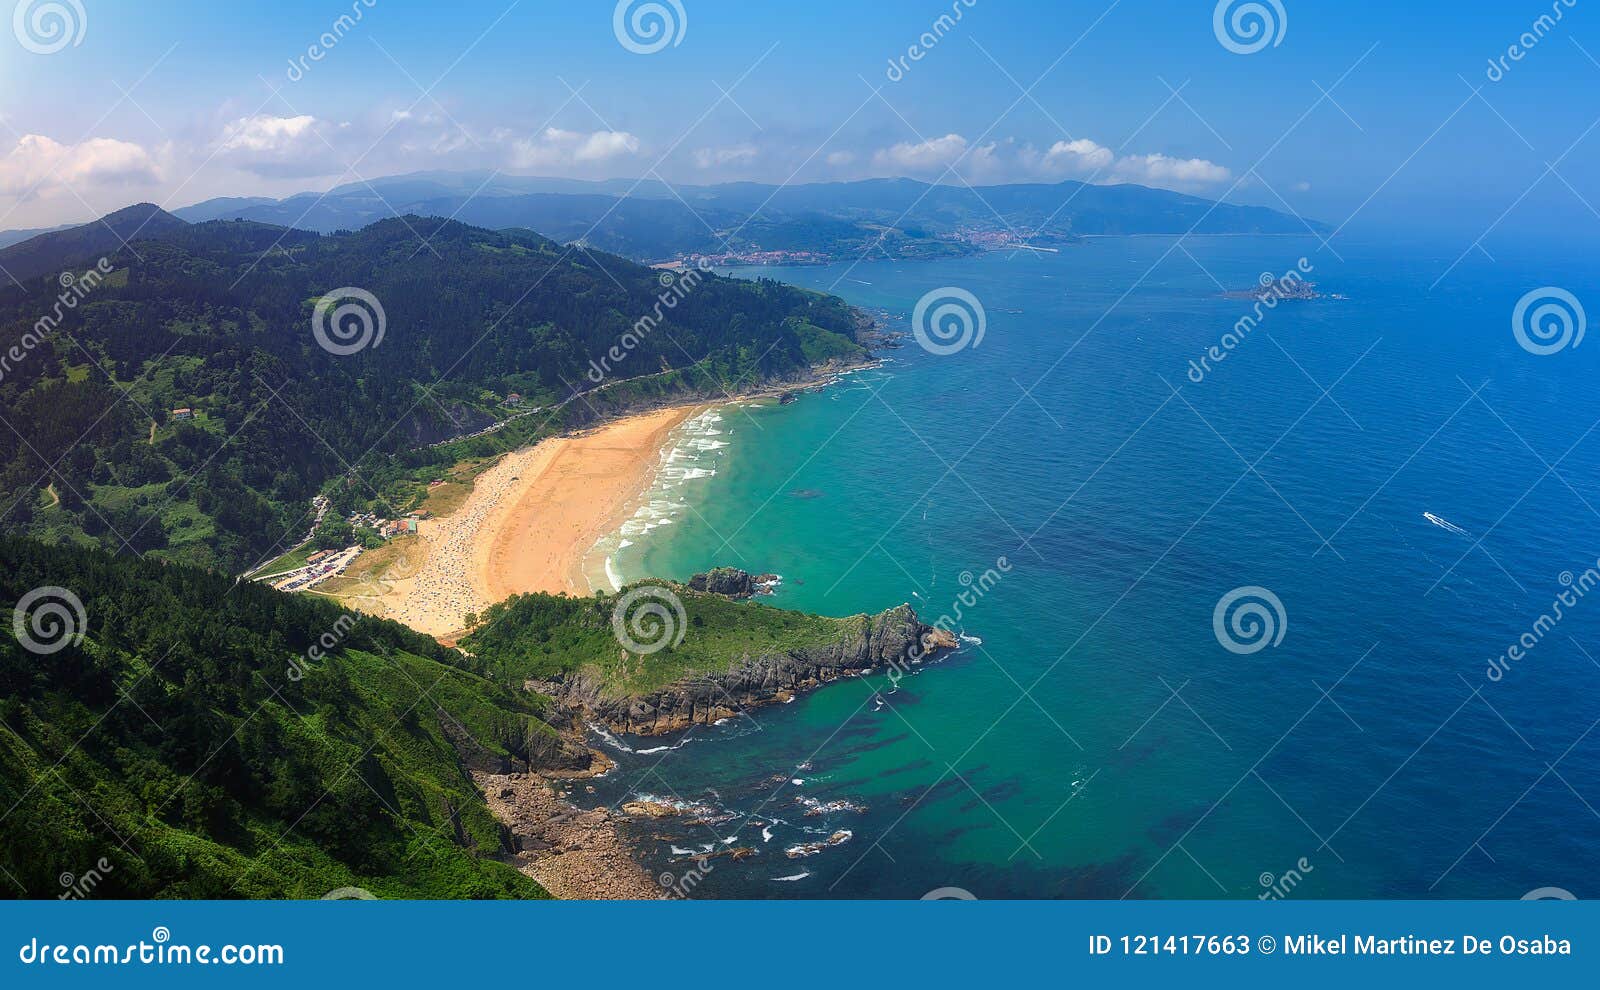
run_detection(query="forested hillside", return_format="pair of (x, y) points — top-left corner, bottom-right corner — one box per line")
(0, 534), (580, 898)
(0, 212), (865, 571)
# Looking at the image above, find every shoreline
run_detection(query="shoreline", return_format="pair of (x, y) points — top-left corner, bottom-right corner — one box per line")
(476, 403), (704, 605)
(343, 362), (879, 639)
(475, 768), (666, 900)
(345, 404), (701, 638)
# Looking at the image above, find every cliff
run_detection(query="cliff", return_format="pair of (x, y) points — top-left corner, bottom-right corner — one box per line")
(540, 604), (956, 735)
(462, 584), (959, 739)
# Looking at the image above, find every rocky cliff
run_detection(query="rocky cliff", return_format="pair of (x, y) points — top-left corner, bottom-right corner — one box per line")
(687, 566), (779, 599)
(537, 604), (958, 736)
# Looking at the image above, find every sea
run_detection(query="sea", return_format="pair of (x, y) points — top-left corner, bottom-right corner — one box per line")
(575, 234), (1600, 899)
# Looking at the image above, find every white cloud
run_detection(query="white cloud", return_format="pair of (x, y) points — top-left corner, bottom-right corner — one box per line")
(865, 133), (1229, 190)
(825, 150), (856, 166)
(0, 134), (161, 197)
(1042, 138), (1114, 172)
(692, 143), (759, 169)
(872, 133), (971, 171)
(511, 127), (641, 168)
(219, 114), (321, 153)
(215, 114), (347, 179)
(1114, 153), (1231, 186)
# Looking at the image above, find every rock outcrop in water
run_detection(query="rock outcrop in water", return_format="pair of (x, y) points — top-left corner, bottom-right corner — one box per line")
(687, 566), (779, 599)
(540, 604), (958, 736)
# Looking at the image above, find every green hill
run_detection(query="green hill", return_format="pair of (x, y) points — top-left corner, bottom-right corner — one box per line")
(0, 212), (866, 571)
(0, 539), (934, 898)
(0, 533), (566, 899)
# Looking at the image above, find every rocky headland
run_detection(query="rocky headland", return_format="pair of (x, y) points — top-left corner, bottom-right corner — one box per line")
(533, 600), (958, 736)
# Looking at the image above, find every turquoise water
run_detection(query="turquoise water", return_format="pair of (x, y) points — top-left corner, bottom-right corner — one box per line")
(582, 236), (1600, 899)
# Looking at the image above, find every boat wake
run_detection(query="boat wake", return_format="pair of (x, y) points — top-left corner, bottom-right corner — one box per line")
(1424, 511), (1470, 536)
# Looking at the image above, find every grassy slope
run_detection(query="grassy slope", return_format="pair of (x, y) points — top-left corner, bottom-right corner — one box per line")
(464, 583), (868, 695)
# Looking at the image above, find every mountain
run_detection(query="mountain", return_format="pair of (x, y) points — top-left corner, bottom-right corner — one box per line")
(168, 196), (279, 223)
(175, 173), (1323, 263)
(0, 223), (75, 252)
(0, 209), (868, 572)
(0, 204), (187, 283)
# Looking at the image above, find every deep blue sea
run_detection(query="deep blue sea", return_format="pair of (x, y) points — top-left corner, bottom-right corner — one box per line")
(580, 235), (1600, 899)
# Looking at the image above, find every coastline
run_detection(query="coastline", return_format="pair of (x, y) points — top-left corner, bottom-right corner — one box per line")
(475, 768), (665, 900)
(346, 361), (885, 896)
(476, 404), (704, 604)
(344, 362), (880, 639)
(347, 404), (702, 638)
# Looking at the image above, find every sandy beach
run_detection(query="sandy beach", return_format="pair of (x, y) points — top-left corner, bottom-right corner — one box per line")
(355, 404), (701, 637)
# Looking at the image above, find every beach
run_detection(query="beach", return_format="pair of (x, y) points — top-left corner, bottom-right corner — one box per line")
(356, 404), (701, 638)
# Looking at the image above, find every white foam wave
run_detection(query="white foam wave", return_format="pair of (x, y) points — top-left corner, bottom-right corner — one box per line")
(589, 723), (633, 753)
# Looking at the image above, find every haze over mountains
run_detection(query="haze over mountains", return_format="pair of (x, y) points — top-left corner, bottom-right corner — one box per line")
(1, 172), (1322, 278)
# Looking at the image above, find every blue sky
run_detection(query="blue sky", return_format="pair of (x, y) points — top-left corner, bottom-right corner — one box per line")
(1, 0), (1595, 245)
